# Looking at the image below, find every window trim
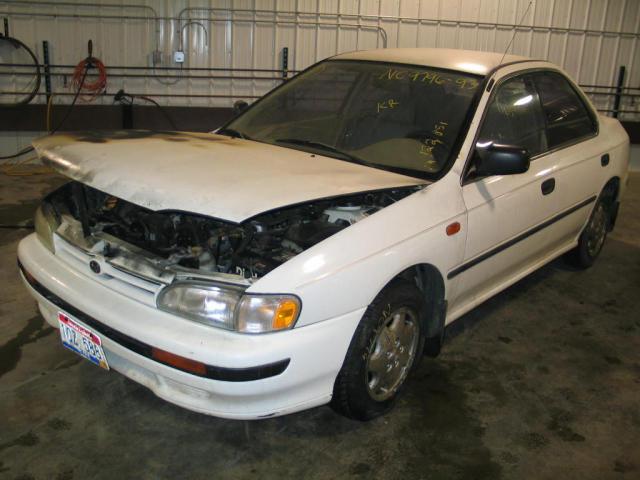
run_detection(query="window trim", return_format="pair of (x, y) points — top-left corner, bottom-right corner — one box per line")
(461, 67), (600, 185)
(530, 69), (599, 150)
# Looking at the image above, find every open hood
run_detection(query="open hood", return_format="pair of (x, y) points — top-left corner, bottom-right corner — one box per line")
(33, 131), (425, 223)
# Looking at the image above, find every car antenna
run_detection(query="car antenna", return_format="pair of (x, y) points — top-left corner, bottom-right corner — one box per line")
(500, 0), (534, 65)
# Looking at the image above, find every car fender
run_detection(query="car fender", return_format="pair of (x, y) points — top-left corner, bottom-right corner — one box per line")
(248, 172), (467, 327)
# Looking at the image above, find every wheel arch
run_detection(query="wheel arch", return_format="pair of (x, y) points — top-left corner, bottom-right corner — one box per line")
(384, 263), (447, 357)
(601, 176), (621, 231)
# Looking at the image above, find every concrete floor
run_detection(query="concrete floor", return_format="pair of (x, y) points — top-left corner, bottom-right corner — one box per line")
(1, 170), (639, 480)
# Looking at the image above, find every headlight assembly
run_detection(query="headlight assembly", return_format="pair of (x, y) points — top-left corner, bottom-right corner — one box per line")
(157, 282), (301, 333)
(34, 202), (60, 253)
(236, 295), (300, 333)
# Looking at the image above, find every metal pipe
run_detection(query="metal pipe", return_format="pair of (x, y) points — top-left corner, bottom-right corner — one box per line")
(0, 71), (285, 81)
(2, 4), (638, 41)
(580, 84), (639, 91)
(0, 62), (300, 74)
(0, 0), (161, 53)
(1, 91), (636, 113)
(3, 64), (639, 96)
(0, 10), (161, 20)
(0, 9), (389, 48)
(179, 12), (388, 49)
(0, 0), (158, 17)
(0, 91), (263, 99)
(597, 109), (638, 114)
(177, 5), (640, 38)
(180, 21), (209, 51)
(583, 91), (640, 98)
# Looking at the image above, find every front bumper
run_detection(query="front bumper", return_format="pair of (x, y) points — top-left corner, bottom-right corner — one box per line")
(18, 233), (364, 419)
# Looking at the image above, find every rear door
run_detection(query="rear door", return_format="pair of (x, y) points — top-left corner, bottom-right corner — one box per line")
(527, 70), (602, 246)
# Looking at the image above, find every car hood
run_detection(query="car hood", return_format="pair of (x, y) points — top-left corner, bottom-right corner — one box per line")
(33, 131), (426, 223)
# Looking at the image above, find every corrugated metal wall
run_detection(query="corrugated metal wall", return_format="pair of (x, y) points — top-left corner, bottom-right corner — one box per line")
(1, 0), (638, 115)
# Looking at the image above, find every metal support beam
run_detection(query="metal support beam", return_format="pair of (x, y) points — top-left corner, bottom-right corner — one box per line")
(613, 66), (626, 119)
(282, 47), (289, 80)
(42, 40), (51, 103)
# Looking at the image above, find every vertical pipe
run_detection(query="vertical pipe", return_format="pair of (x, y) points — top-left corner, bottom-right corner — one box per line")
(455, 0), (461, 48)
(315, 0), (320, 61)
(42, 40), (52, 104)
(376, 0), (382, 49)
(354, 0), (359, 50)
(251, 0), (257, 102)
(592, 0), (609, 86)
(336, 0), (342, 53)
(414, 0), (422, 47)
(526, 0), (537, 56)
(575, 0), (591, 84)
(435, 0), (441, 47)
(544, 0), (556, 61)
(612, 65), (626, 118)
(395, 0), (402, 48)
(559, 0), (574, 68)
(625, 3), (640, 107)
(292, 0), (298, 70)
(609, 0), (627, 95)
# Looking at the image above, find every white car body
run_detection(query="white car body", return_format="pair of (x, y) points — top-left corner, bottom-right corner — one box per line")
(18, 48), (630, 419)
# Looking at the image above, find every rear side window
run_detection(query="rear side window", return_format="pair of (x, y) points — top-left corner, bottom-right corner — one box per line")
(533, 72), (597, 148)
(476, 75), (547, 157)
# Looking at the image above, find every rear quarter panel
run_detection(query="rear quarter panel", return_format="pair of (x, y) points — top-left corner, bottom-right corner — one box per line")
(598, 115), (630, 199)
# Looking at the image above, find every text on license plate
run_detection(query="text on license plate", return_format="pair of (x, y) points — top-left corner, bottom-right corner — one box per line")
(58, 312), (109, 370)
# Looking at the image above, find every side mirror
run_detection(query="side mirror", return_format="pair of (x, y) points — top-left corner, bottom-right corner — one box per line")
(475, 143), (530, 176)
(233, 100), (249, 115)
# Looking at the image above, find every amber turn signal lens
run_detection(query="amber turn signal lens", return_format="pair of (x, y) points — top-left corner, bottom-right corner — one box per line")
(151, 347), (207, 376)
(272, 300), (299, 330)
(446, 222), (461, 236)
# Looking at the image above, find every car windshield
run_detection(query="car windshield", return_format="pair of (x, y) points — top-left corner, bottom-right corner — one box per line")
(225, 60), (481, 178)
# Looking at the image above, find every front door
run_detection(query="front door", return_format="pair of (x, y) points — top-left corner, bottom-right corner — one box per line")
(454, 72), (561, 306)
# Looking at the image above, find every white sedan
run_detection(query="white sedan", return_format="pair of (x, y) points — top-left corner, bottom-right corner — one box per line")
(18, 48), (629, 420)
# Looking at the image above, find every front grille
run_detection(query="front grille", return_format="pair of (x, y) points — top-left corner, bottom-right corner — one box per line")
(53, 234), (161, 307)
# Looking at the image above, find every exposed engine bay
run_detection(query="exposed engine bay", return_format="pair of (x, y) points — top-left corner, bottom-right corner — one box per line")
(46, 182), (420, 282)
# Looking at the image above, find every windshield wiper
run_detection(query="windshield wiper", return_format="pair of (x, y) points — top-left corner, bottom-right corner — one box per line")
(275, 138), (370, 166)
(217, 128), (250, 140)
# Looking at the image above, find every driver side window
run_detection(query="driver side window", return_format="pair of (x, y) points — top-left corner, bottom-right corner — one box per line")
(477, 74), (547, 157)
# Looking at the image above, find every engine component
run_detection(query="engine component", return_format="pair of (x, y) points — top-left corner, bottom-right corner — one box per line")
(323, 205), (378, 225)
(47, 182), (420, 280)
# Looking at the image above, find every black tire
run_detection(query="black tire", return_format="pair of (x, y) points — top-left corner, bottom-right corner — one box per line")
(331, 280), (425, 421)
(565, 193), (612, 269)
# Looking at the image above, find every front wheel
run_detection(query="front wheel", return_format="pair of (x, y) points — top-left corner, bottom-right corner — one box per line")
(331, 280), (425, 420)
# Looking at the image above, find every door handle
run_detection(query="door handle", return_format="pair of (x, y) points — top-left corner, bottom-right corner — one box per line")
(541, 178), (555, 195)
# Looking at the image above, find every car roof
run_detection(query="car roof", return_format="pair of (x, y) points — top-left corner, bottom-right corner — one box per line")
(332, 48), (539, 76)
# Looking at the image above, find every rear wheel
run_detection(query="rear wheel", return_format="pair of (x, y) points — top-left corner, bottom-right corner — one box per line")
(331, 280), (425, 420)
(565, 194), (611, 268)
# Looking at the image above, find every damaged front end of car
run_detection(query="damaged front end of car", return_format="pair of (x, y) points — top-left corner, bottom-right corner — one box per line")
(36, 181), (420, 332)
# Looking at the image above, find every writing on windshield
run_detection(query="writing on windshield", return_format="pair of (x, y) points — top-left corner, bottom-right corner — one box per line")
(226, 60), (481, 178)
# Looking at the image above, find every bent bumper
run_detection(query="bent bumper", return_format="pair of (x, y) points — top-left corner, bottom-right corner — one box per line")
(18, 234), (363, 419)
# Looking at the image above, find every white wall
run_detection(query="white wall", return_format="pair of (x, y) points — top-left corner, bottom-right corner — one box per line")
(1, 0), (639, 158)
(1, 0), (638, 111)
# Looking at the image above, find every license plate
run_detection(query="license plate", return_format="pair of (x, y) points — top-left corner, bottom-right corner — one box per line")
(58, 312), (109, 370)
